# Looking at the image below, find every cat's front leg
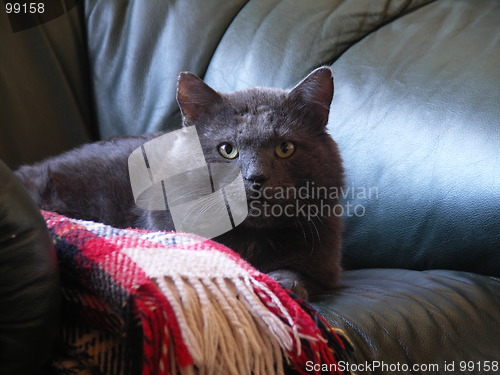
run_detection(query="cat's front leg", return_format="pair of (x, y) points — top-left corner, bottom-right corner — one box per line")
(268, 269), (309, 300)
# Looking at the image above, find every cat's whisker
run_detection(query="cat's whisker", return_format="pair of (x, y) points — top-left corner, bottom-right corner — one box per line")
(177, 194), (230, 229)
(295, 217), (309, 246)
(265, 237), (279, 255)
(310, 217), (321, 242)
(311, 211), (326, 227)
(164, 184), (213, 204)
(300, 214), (322, 256)
(170, 195), (211, 227)
(306, 220), (317, 255)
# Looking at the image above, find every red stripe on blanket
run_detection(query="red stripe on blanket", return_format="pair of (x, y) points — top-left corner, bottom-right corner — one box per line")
(44, 211), (193, 374)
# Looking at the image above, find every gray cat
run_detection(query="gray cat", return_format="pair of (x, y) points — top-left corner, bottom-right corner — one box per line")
(16, 67), (344, 299)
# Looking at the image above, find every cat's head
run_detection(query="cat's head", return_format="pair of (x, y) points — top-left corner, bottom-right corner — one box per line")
(176, 68), (343, 228)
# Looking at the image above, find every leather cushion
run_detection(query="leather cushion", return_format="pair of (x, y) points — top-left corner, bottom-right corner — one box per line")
(311, 269), (500, 374)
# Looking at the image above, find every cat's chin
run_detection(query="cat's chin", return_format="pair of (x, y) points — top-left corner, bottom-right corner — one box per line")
(242, 198), (309, 229)
(240, 212), (295, 229)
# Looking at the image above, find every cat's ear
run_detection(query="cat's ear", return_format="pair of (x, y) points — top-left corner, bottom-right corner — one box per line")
(287, 67), (334, 127)
(177, 72), (223, 125)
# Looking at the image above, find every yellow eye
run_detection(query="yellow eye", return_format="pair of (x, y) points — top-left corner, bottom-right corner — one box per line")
(218, 143), (238, 159)
(275, 141), (295, 158)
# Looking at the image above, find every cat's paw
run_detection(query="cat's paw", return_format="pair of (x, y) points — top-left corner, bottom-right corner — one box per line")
(268, 269), (309, 300)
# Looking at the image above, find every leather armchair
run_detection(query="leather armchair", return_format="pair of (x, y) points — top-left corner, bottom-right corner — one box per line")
(1, 1), (499, 374)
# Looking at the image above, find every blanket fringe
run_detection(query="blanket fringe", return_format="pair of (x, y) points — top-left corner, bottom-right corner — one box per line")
(43, 211), (352, 375)
(153, 275), (289, 375)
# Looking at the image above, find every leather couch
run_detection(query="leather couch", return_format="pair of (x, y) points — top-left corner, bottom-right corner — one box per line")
(1, 1), (499, 374)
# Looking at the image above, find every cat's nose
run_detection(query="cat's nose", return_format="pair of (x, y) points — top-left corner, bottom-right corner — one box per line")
(245, 173), (268, 188)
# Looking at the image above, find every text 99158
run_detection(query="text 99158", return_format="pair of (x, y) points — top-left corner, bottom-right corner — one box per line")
(5, 2), (45, 14)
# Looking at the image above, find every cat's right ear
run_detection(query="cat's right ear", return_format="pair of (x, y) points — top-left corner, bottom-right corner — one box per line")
(177, 72), (223, 125)
(287, 67), (334, 128)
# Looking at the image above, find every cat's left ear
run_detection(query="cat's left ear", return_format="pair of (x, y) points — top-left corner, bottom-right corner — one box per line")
(288, 67), (334, 127)
(177, 72), (223, 125)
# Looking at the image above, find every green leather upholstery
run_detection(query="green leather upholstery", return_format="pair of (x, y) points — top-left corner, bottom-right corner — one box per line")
(204, 0), (434, 90)
(84, 0), (248, 138)
(331, 0), (500, 275)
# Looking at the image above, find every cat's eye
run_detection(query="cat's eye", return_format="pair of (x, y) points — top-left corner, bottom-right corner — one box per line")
(275, 141), (295, 158)
(218, 142), (239, 159)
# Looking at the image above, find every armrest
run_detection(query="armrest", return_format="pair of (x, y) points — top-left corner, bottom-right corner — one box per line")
(0, 160), (60, 375)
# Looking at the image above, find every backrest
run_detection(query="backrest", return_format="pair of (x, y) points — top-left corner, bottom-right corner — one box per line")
(327, 0), (500, 275)
(82, 0), (248, 138)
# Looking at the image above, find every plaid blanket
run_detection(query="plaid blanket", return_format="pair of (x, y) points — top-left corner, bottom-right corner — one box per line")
(43, 211), (355, 375)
